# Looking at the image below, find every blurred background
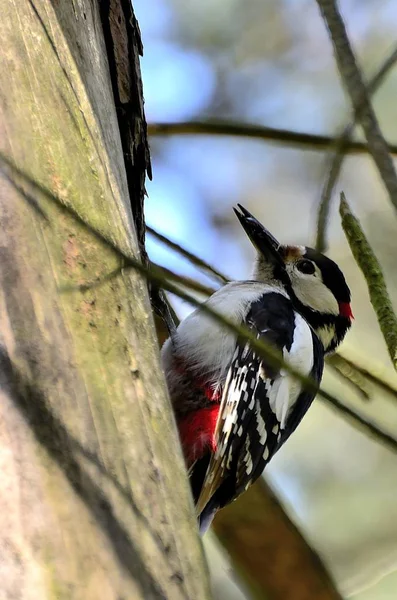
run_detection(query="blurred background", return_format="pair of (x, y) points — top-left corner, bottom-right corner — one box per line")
(134, 0), (397, 597)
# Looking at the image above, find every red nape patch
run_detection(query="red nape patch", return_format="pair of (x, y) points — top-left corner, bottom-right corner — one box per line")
(339, 302), (354, 320)
(179, 405), (219, 466)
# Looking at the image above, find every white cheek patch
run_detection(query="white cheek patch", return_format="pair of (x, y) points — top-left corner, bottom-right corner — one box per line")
(290, 269), (339, 315)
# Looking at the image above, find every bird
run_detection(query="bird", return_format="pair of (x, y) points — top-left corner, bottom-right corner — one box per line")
(161, 204), (353, 533)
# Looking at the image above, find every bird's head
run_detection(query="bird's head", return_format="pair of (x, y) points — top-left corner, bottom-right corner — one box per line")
(234, 204), (353, 354)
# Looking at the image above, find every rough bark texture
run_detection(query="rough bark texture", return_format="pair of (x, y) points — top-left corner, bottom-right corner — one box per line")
(213, 479), (343, 600)
(97, 0), (176, 338)
(99, 0), (151, 253)
(0, 1), (210, 599)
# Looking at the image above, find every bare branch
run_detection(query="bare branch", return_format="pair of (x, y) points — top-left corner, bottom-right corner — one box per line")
(147, 225), (229, 285)
(152, 263), (217, 297)
(316, 0), (397, 214)
(340, 193), (397, 369)
(148, 121), (397, 156)
(213, 478), (343, 600)
(315, 45), (397, 252)
(338, 353), (397, 401)
(322, 394), (397, 454)
(326, 354), (371, 401)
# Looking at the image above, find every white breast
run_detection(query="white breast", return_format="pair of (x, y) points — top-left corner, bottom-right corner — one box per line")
(162, 281), (288, 381)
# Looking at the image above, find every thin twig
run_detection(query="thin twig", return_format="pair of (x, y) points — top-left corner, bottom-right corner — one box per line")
(315, 45), (397, 252)
(148, 121), (397, 156)
(322, 395), (397, 454)
(147, 225), (229, 285)
(338, 354), (397, 400)
(326, 354), (371, 401)
(317, 0), (397, 214)
(340, 193), (397, 369)
(153, 264), (217, 297)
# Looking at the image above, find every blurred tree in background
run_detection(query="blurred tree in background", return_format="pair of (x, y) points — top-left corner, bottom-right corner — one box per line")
(136, 0), (397, 598)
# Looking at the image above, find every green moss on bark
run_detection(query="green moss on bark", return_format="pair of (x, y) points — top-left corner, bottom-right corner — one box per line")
(340, 193), (397, 369)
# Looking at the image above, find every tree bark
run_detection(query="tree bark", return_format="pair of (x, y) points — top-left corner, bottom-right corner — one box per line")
(0, 1), (210, 599)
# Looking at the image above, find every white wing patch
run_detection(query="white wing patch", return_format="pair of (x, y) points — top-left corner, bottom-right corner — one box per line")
(268, 377), (291, 429)
(268, 313), (314, 429)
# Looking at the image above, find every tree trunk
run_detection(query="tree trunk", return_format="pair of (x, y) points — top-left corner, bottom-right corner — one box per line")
(0, 1), (210, 599)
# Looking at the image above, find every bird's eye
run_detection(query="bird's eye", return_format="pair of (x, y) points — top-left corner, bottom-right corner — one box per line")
(296, 259), (315, 275)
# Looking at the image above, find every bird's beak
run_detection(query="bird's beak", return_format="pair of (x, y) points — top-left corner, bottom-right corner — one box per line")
(234, 204), (284, 268)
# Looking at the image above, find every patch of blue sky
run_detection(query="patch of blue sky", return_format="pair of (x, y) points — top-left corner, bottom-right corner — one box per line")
(141, 41), (216, 122)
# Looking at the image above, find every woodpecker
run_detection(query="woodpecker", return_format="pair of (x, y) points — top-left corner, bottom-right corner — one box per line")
(161, 204), (353, 533)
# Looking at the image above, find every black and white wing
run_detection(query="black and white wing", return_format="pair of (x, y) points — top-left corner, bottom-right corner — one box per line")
(196, 292), (324, 525)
